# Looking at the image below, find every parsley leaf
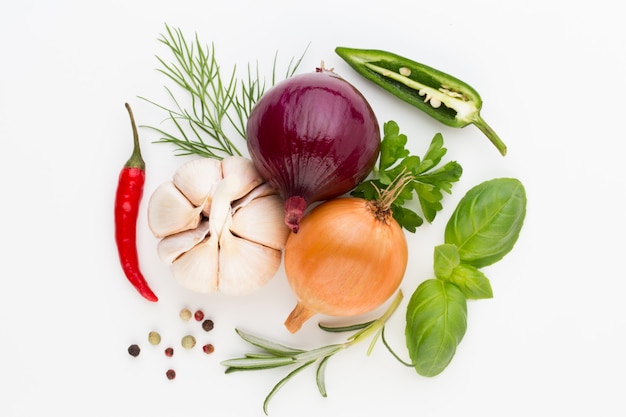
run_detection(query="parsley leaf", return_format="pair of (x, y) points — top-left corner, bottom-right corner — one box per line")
(351, 120), (462, 232)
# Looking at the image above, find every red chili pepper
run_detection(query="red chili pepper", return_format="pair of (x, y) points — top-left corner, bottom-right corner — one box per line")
(114, 103), (158, 302)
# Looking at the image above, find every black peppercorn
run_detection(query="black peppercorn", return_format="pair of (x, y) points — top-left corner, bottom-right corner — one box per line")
(201, 319), (214, 332)
(128, 344), (141, 357)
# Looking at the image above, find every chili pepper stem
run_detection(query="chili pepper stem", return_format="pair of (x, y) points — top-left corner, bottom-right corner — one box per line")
(124, 102), (145, 170)
(471, 115), (507, 156)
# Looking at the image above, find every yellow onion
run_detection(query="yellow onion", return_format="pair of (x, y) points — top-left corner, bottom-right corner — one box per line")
(283, 194), (409, 333)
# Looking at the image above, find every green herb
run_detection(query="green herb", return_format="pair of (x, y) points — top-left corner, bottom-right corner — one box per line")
(140, 24), (307, 159)
(444, 178), (527, 267)
(405, 279), (467, 377)
(221, 291), (403, 415)
(351, 120), (462, 232)
(335, 47), (507, 156)
(404, 177), (526, 376)
(433, 244), (493, 299)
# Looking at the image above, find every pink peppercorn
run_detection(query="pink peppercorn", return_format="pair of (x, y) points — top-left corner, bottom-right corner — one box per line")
(194, 310), (204, 321)
(166, 369), (176, 380)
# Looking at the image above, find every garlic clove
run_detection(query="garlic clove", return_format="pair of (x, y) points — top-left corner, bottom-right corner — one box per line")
(173, 158), (222, 207)
(147, 181), (204, 238)
(171, 234), (219, 293)
(156, 220), (211, 265)
(230, 195), (290, 250)
(232, 183), (277, 214)
(207, 157), (267, 239)
(219, 156), (266, 201)
(217, 230), (283, 296)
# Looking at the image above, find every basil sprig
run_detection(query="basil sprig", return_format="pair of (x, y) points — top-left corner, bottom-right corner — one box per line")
(405, 178), (526, 376)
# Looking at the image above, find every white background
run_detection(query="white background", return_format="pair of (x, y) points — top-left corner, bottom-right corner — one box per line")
(2, 1), (624, 416)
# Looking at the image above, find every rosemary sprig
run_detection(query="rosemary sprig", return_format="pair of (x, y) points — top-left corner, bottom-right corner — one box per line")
(221, 290), (403, 415)
(139, 24), (307, 159)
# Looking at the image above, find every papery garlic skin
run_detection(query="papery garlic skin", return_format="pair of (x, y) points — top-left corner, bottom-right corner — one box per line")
(147, 156), (290, 295)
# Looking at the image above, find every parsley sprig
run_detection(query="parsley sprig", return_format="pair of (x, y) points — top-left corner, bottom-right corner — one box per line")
(351, 120), (463, 232)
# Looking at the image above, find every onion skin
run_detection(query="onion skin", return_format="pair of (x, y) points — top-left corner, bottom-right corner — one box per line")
(246, 69), (380, 233)
(283, 197), (408, 333)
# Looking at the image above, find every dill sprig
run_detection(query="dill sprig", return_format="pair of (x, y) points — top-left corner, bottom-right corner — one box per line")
(140, 24), (307, 159)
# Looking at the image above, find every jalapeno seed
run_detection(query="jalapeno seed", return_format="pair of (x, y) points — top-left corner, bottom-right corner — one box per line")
(148, 331), (161, 345)
(181, 335), (196, 349)
(128, 344), (141, 357)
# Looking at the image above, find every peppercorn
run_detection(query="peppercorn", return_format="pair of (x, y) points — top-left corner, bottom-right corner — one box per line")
(194, 310), (204, 321)
(164, 347), (174, 357)
(148, 331), (161, 345)
(201, 319), (214, 332)
(166, 369), (176, 380)
(202, 343), (215, 354)
(179, 308), (192, 321)
(127, 344), (141, 357)
(181, 335), (196, 349)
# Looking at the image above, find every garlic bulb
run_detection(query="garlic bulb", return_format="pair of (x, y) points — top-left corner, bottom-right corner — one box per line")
(147, 156), (290, 295)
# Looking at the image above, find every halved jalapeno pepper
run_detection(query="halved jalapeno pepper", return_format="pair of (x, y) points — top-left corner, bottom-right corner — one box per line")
(335, 47), (507, 156)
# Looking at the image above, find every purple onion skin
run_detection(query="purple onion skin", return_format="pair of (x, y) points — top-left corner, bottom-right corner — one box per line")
(247, 69), (381, 233)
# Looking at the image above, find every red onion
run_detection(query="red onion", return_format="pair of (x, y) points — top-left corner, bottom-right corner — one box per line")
(246, 68), (381, 233)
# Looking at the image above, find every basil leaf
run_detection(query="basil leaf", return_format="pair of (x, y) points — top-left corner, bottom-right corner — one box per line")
(444, 178), (526, 267)
(447, 263), (493, 300)
(405, 279), (467, 377)
(433, 244), (460, 280)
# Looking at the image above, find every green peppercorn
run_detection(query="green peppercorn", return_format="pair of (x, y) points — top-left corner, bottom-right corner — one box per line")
(148, 331), (161, 345)
(127, 344), (141, 357)
(181, 335), (196, 349)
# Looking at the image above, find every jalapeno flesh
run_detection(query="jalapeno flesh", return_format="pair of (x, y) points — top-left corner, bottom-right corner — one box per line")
(335, 47), (507, 156)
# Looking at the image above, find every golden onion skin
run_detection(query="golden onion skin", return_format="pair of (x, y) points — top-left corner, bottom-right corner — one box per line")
(284, 197), (408, 333)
